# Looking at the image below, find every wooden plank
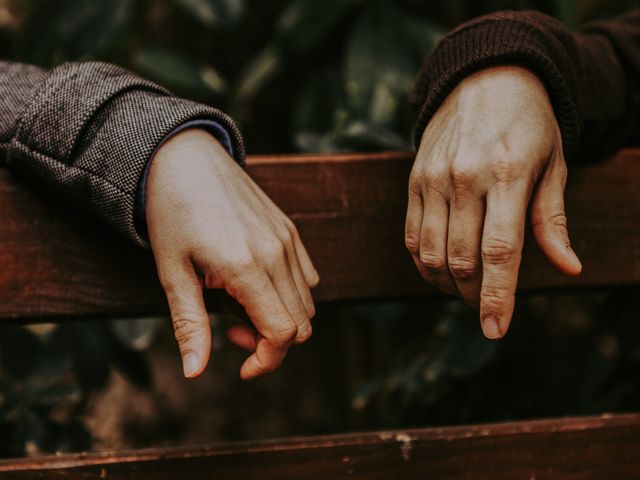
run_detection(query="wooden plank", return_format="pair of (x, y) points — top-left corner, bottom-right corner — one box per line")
(0, 149), (639, 319)
(2, 413), (640, 479)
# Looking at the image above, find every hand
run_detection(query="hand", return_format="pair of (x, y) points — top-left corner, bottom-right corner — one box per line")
(405, 66), (581, 339)
(146, 129), (319, 379)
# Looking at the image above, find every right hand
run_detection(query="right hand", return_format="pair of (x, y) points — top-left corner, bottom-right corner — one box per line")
(146, 129), (319, 380)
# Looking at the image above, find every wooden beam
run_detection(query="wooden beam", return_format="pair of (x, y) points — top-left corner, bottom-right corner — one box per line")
(0, 149), (639, 319)
(2, 414), (640, 479)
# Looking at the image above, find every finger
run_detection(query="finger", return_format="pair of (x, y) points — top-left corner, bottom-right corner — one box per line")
(271, 252), (313, 344)
(419, 188), (459, 295)
(406, 183), (438, 285)
(289, 222), (320, 288)
(250, 183), (320, 289)
(161, 263), (211, 378)
(227, 324), (258, 352)
(240, 335), (290, 380)
(227, 325), (293, 383)
(287, 243), (316, 342)
(530, 156), (582, 276)
(405, 181), (423, 259)
(447, 187), (485, 308)
(480, 180), (530, 339)
(228, 268), (297, 380)
(282, 222), (317, 312)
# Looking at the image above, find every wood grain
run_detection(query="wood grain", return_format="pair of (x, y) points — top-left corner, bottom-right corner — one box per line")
(2, 413), (640, 479)
(1, 151), (639, 476)
(0, 149), (638, 319)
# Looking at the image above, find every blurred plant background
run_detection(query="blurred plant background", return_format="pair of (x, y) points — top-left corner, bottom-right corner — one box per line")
(1, 0), (638, 153)
(0, 0), (639, 458)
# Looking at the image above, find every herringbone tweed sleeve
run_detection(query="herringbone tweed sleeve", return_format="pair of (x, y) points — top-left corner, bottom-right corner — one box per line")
(0, 60), (246, 248)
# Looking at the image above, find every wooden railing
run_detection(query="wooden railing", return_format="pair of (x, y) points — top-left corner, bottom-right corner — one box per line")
(0, 149), (639, 478)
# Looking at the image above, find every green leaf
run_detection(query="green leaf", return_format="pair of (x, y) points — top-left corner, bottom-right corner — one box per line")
(133, 47), (227, 101)
(291, 2), (445, 152)
(233, 0), (359, 109)
(344, 1), (443, 128)
(275, 0), (361, 54)
(18, 0), (133, 64)
(232, 46), (281, 105)
(170, 0), (244, 29)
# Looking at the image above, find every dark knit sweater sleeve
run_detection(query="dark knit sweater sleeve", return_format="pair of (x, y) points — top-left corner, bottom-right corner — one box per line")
(0, 61), (246, 248)
(414, 10), (640, 162)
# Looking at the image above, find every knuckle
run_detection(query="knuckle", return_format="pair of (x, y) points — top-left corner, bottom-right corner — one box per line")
(223, 250), (258, 276)
(189, 242), (214, 263)
(253, 355), (278, 376)
(448, 256), (480, 280)
(283, 217), (299, 237)
(408, 174), (422, 196)
(547, 212), (568, 229)
(490, 158), (519, 183)
(305, 300), (316, 318)
(450, 164), (478, 191)
(160, 272), (201, 298)
(276, 225), (295, 247)
(172, 314), (201, 346)
(482, 236), (520, 265)
(158, 274), (178, 295)
(270, 322), (298, 345)
(405, 233), (420, 254)
(261, 238), (287, 263)
(481, 286), (512, 312)
(422, 168), (448, 195)
(295, 324), (313, 343)
(532, 208), (569, 231)
(419, 251), (447, 272)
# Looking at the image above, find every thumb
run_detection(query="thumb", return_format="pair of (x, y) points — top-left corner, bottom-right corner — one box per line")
(530, 156), (582, 276)
(161, 264), (212, 378)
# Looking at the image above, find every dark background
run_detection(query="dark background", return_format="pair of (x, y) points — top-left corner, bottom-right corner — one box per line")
(0, 0), (639, 458)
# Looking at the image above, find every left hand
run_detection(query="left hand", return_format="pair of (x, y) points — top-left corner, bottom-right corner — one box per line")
(405, 66), (582, 339)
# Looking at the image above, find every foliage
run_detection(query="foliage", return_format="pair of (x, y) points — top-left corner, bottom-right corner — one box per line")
(0, 320), (157, 457)
(0, 0), (639, 455)
(2, 0), (638, 152)
(347, 291), (640, 429)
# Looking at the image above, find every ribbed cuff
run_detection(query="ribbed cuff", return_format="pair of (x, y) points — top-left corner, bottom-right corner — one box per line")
(414, 12), (580, 160)
(9, 88), (246, 249)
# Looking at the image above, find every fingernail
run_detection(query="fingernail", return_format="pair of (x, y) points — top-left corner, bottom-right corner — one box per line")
(562, 244), (583, 275)
(182, 352), (199, 378)
(481, 316), (501, 339)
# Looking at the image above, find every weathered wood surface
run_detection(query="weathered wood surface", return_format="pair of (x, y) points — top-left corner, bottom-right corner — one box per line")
(2, 414), (640, 479)
(0, 149), (639, 319)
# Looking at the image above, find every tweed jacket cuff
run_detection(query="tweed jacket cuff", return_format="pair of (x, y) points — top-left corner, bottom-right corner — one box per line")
(5, 61), (246, 249)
